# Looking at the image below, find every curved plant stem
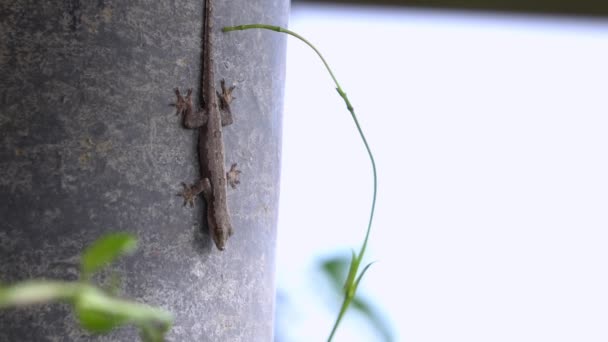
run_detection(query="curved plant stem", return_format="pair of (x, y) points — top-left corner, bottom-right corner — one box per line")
(224, 24), (378, 341)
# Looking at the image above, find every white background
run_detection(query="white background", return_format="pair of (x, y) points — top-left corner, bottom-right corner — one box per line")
(276, 5), (608, 341)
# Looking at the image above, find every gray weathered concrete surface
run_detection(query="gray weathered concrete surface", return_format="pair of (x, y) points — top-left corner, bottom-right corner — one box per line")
(0, 0), (287, 340)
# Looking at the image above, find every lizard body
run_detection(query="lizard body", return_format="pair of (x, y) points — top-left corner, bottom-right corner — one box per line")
(174, 0), (239, 250)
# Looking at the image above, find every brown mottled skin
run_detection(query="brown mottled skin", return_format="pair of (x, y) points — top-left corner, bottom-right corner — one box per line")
(174, 0), (240, 250)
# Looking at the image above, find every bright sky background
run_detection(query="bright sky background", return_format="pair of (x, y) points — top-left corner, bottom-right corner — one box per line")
(276, 4), (608, 342)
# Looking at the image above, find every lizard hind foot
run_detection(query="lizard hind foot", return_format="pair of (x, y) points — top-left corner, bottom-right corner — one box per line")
(177, 182), (198, 207)
(227, 163), (241, 189)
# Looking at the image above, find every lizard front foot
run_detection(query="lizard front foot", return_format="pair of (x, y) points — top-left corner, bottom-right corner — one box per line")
(227, 163), (241, 189)
(177, 182), (198, 207)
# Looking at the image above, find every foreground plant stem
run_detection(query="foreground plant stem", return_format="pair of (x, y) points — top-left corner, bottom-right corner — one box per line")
(223, 24), (378, 342)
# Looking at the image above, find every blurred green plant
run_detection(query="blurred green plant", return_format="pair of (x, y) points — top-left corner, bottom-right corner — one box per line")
(223, 25), (380, 341)
(0, 233), (173, 342)
(322, 256), (393, 341)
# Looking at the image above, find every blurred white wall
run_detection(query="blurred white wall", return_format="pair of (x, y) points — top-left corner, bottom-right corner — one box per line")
(277, 5), (608, 341)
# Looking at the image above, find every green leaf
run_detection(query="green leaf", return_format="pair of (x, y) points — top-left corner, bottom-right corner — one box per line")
(140, 322), (169, 342)
(321, 256), (350, 291)
(74, 287), (124, 333)
(351, 296), (394, 342)
(76, 302), (123, 333)
(73, 285), (172, 339)
(353, 262), (375, 293)
(344, 250), (360, 294)
(81, 233), (137, 280)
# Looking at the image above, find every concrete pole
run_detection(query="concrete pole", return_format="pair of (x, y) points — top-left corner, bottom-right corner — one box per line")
(0, 0), (287, 340)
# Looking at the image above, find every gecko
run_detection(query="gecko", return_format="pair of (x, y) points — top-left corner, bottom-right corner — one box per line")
(174, 0), (240, 251)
